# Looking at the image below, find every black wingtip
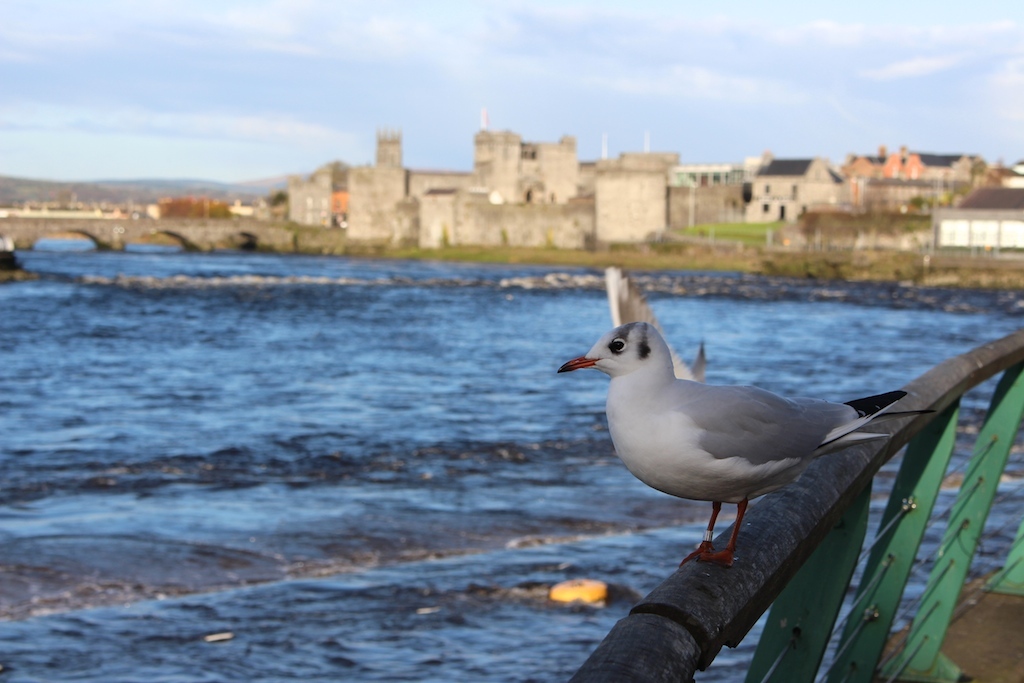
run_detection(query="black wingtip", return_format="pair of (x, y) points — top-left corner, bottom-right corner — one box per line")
(844, 390), (908, 417)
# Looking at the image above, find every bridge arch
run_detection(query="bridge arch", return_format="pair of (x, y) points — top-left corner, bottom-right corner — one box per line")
(133, 230), (201, 252)
(237, 232), (258, 251)
(32, 229), (108, 250)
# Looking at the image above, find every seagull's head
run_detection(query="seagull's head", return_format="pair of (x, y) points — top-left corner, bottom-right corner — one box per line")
(558, 322), (673, 379)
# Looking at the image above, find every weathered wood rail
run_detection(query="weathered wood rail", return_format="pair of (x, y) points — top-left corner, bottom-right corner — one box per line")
(570, 328), (1024, 682)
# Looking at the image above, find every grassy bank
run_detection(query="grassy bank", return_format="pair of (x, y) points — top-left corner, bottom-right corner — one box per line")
(671, 222), (783, 247)
(362, 242), (762, 272)
(5, 227), (1022, 290)
(347, 242), (1024, 290)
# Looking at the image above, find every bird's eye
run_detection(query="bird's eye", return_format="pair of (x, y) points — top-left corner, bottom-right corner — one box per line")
(609, 339), (626, 354)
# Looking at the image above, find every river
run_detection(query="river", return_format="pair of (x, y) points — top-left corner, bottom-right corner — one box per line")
(1, 244), (1022, 681)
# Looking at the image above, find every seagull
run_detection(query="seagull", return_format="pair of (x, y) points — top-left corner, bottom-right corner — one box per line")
(558, 321), (919, 567)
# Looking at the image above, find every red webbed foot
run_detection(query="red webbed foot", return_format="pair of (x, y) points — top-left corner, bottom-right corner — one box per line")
(680, 541), (715, 566)
(696, 548), (735, 568)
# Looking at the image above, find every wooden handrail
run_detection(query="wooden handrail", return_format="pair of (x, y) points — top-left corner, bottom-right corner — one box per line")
(570, 328), (1024, 682)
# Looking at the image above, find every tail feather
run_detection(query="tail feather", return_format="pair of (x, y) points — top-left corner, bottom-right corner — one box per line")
(816, 390), (930, 455)
(815, 431), (889, 456)
(844, 390), (907, 417)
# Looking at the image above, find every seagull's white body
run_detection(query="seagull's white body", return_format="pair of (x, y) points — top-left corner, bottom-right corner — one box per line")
(558, 322), (913, 565)
(606, 368), (853, 503)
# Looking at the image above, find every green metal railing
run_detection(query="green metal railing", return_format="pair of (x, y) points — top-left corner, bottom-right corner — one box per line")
(570, 329), (1024, 683)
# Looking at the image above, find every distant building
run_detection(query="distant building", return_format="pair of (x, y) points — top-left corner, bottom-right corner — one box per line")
(347, 130), (416, 243)
(348, 128), (595, 249)
(595, 152), (679, 242)
(746, 157), (847, 223)
(1002, 160), (1024, 189)
(471, 130), (579, 204)
(933, 187), (1024, 249)
(842, 146), (889, 180)
(288, 161), (349, 227)
(228, 200), (255, 218)
(668, 161), (751, 227)
(843, 146), (986, 210)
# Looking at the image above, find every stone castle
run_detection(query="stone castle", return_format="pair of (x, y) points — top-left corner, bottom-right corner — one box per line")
(290, 128), (728, 249)
(287, 128), (983, 247)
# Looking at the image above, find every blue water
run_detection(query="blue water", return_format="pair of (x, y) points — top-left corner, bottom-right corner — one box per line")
(1, 248), (1022, 681)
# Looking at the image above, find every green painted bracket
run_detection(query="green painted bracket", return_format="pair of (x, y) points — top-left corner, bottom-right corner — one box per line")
(882, 362), (1024, 683)
(745, 485), (871, 683)
(986, 519), (1024, 596)
(826, 400), (961, 683)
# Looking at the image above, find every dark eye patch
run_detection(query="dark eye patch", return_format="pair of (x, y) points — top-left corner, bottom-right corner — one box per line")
(609, 339), (625, 354)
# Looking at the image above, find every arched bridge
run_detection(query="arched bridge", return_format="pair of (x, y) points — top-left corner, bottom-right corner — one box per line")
(0, 218), (302, 253)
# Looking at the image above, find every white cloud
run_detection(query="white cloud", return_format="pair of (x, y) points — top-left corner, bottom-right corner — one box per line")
(859, 55), (965, 81)
(3, 1), (1024, 177)
(584, 64), (806, 105)
(0, 102), (353, 147)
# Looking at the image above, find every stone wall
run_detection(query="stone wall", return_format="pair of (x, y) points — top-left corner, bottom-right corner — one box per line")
(393, 198), (420, 246)
(462, 196), (595, 248)
(288, 163), (347, 226)
(472, 131), (522, 202)
(472, 131), (580, 205)
(408, 171), (472, 199)
(419, 191), (594, 249)
(347, 166), (408, 244)
(595, 153), (678, 242)
(668, 185), (747, 228)
(288, 168), (333, 226)
(419, 191), (458, 248)
(519, 137), (579, 204)
(578, 162), (596, 197)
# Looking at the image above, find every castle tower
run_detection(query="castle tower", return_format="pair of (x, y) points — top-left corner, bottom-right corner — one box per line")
(376, 129), (403, 168)
(472, 130), (521, 202)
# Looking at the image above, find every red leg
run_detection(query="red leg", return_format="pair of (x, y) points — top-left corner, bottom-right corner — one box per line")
(680, 501), (722, 565)
(698, 498), (748, 568)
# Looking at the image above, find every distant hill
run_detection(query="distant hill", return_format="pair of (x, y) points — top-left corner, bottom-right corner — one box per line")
(0, 174), (289, 205)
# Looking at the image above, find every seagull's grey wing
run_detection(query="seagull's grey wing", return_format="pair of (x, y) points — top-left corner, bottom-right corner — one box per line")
(680, 385), (857, 466)
(605, 266), (697, 381)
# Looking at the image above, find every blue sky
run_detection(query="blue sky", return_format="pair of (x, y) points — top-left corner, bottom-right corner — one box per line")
(2, 0), (1023, 182)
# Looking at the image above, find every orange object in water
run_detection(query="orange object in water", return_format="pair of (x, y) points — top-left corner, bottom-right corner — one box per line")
(549, 579), (608, 604)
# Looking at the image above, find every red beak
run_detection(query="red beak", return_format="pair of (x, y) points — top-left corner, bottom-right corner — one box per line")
(558, 356), (597, 373)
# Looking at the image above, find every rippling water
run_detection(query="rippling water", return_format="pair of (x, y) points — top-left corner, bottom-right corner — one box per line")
(2, 247), (1022, 681)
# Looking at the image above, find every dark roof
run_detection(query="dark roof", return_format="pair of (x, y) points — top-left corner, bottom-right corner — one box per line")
(958, 187), (1024, 210)
(424, 188), (458, 196)
(915, 153), (965, 168)
(759, 159), (813, 176)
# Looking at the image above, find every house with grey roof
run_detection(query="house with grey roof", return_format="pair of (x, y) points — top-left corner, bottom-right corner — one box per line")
(745, 156), (847, 223)
(1004, 161), (1024, 189)
(933, 187), (1024, 250)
